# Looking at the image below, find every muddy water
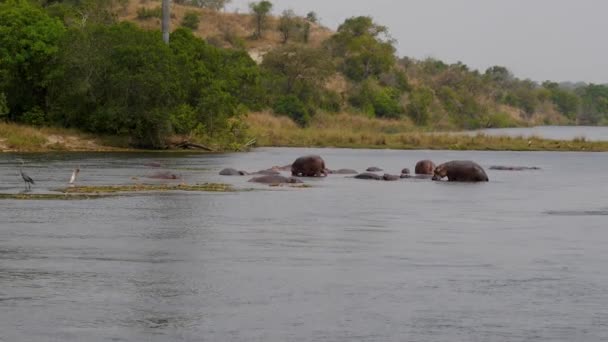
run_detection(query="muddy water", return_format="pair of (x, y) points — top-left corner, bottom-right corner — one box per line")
(1, 148), (608, 341)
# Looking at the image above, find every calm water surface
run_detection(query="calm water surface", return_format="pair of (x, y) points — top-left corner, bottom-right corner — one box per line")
(1, 148), (608, 342)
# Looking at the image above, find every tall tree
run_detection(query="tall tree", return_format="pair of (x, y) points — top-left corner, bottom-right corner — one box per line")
(325, 16), (396, 81)
(249, 0), (272, 39)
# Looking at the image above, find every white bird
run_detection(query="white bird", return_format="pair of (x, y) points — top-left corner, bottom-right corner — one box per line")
(69, 167), (80, 185)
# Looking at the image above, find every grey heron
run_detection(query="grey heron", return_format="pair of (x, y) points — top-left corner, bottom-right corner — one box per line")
(19, 163), (34, 190)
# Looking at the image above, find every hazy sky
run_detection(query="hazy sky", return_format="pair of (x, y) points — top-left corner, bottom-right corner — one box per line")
(227, 0), (608, 83)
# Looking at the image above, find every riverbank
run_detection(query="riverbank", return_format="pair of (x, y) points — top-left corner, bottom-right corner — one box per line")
(246, 112), (608, 152)
(0, 122), (131, 152)
(3, 116), (608, 153)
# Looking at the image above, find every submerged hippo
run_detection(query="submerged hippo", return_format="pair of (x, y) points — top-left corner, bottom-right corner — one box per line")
(366, 166), (383, 172)
(147, 171), (181, 179)
(354, 172), (383, 180)
(271, 164), (292, 171)
(253, 169), (281, 175)
(382, 174), (400, 181)
(248, 175), (303, 184)
(328, 168), (358, 175)
(292, 155), (327, 177)
(489, 165), (541, 171)
(401, 168), (411, 175)
(432, 160), (489, 182)
(219, 168), (248, 176)
(415, 160), (436, 175)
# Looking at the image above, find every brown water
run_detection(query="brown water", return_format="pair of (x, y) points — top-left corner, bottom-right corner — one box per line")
(1, 148), (608, 341)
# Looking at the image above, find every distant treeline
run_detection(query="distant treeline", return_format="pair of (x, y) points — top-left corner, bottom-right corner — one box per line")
(1, 0), (607, 148)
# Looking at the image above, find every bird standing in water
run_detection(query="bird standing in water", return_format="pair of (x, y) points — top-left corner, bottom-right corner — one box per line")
(69, 166), (80, 185)
(19, 163), (35, 190)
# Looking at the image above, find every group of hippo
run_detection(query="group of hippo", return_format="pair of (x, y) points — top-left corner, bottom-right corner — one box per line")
(219, 155), (491, 185)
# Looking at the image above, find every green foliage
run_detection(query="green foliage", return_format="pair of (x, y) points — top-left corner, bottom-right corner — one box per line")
(326, 16), (396, 81)
(51, 23), (181, 147)
(406, 86), (434, 125)
(21, 107), (47, 126)
(0, 93), (8, 121)
(305, 11), (318, 23)
(577, 84), (608, 124)
(170, 28), (263, 138)
(262, 44), (334, 111)
(543, 84), (580, 120)
(0, 0), (65, 121)
(249, 0), (273, 39)
(181, 10), (200, 30)
(184, 0), (231, 10)
(349, 80), (403, 118)
(136, 6), (161, 19)
(273, 95), (310, 127)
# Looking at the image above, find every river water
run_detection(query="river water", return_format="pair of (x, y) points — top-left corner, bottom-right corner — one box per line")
(1, 147), (608, 342)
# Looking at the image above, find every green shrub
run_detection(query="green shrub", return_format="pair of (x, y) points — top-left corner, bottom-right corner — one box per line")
(136, 6), (161, 19)
(170, 104), (198, 134)
(21, 107), (46, 126)
(181, 11), (200, 30)
(273, 95), (311, 127)
(0, 93), (8, 121)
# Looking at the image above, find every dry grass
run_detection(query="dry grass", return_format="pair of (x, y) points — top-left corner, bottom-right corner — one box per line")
(246, 112), (608, 151)
(0, 122), (129, 152)
(120, 0), (333, 53)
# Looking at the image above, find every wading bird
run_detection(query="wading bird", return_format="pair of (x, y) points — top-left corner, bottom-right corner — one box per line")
(69, 166), (80, 185)
(19, 163), (35, 190)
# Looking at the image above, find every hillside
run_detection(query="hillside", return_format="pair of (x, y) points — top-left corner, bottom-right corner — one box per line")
(118, 0), (333, 61)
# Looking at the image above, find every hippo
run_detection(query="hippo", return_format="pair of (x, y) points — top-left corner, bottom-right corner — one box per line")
(432, 160), (489, 182)
(248, 175), (303, 184)
(253, 169), (281, 175)
(354, 172), (383, 180)
(366, 166), (383, 172)
(328, 169), (358, 175)
(401, 168), (411, 175)
(382, 174), (400, 181)
(415, 160), (436, 175)
(144, 161), (162, 168)
(489, 166), (541, 171)
(147, 171), (181, 179)
(291, 155), (327, 177)
(219, 168), (248, 176)
(271, 164), (292, 171)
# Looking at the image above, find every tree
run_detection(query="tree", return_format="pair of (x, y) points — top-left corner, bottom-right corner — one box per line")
(278, 9), (297, 44)
(261, 44), (334, 99)
(249, 1), (272, 39)
(191, 0), (231, 10)
(0, 0), (65, 121)
(50, 23), (182, 147)
(326, 16), (396, 81)
(406, 86), (434, 125)
(305, 11), (318, 23)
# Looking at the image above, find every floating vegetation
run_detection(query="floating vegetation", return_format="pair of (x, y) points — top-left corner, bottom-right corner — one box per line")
(0, 193), (115, 200)
(62, 183), (234, 194)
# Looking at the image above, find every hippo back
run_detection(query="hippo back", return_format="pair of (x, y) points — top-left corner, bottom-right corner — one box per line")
(445, 160), (489, 182)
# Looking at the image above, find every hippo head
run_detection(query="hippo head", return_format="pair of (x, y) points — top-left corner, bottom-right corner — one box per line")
(432, 164), (447, 180)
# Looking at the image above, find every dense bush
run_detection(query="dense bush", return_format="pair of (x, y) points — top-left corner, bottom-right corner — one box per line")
(181, 11), (200, 30)
(273, 95), (311, 127)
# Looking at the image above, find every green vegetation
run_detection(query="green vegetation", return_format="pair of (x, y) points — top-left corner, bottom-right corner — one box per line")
(1, 0), (608, 153)
(181, 10), (200, 30)
(63, 183), (234, 193)
(247, 112), (608, 151)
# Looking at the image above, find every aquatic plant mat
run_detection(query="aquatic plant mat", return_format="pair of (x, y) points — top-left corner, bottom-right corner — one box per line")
(62, 183), (235, 194)
(0, 193), (116, 200)
(0, 183), (236, 200)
